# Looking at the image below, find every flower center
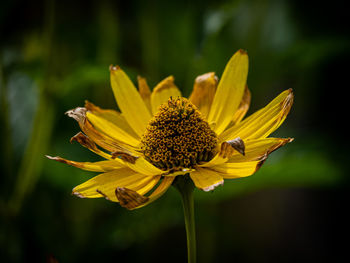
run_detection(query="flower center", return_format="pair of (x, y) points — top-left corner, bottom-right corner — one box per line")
(141, 97), (218, 170)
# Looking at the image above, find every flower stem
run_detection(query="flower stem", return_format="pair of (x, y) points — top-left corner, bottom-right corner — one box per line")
(174, 175), (196, 263)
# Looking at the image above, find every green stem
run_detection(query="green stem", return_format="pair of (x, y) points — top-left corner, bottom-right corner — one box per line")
(174, 175), (196, 263)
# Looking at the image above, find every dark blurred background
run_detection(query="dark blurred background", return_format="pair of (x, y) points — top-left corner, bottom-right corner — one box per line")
(1, 0), (349, 262)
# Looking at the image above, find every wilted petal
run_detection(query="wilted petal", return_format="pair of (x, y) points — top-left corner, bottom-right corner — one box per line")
(219, 137), (246, 158)
(69, 132), (112, 160)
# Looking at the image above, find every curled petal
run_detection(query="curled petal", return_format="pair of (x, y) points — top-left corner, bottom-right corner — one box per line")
(115, 187), (149, 210)
(70, 132), (112, 160)
(114, 176), (176, 210)
(66, 107), (86, 123)
(111, 151), (138, 164)
(70, 131), (96, 150)
(219, 137), (245, 158)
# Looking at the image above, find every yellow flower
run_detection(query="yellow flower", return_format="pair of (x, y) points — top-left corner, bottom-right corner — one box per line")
(47, 49), (293, 210)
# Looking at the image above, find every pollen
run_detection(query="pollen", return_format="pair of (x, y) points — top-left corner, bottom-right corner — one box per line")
(141, 97), (218, 170)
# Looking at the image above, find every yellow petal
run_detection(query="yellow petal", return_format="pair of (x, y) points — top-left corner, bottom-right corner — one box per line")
(85, 101), (139, 139)
(199, 154), (226, 167)
(219, 89), (293, 142)
(86, 111), (140, 146)
(137, 76), (152, 112)
(123, 156), (164, 176)
(231, 85), (251, 125)
(189, 168), (224, 191)
(208, 50), (249, 135)
(110, 66), (152, 136)
(150, 76), (182, 114)
(210, 161), (260, 179)
(46, 155), (123, 172)
(201, 137), (293, 167)
(110, 151), (164, 176)
(122, 174), (161, 196)
(135, 176), (175, 209)
(162, 168), (195, 177)
(72, 168), (160, 202)
(189, 72), (217, 118)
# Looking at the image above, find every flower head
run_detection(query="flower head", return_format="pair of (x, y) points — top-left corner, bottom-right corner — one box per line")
(47, 49), (293, 209)
(141, 97), (218, 170)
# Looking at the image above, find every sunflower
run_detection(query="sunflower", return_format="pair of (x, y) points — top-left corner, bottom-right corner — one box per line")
(47, 49), (293, 210)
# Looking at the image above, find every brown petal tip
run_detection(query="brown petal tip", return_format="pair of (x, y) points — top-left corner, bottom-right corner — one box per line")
(70, 132), (99, 151)
(65, 107), (87, 123)
(109, 65), (121, 71)
(195, 72), (218, 84)
(219, 137), (246, 158)
(287, 138), (294, 143)
(115, 187), (149, 210)
(84, 100), (100, 112)
(238, 49), (248, 55)
(45, 155), (55, 160)
(111, 151), (138, 164)
(153, 76), (176, 93)
(46, 155), (69, 164)
(254, 138), (294, 173)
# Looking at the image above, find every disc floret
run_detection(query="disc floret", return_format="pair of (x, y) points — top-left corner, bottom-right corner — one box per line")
(141, 97), (218, 170)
